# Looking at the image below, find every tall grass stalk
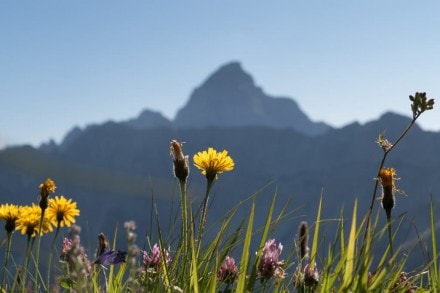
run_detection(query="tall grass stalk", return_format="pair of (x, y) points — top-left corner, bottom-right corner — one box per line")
(236, 198), (255, 292)
(430, 195), (439, 292)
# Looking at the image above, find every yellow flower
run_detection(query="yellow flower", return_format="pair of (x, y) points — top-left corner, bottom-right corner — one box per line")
(0, 203), (22, 233)
(46, 196), (80, 227)
(193, 147), (234, 181)
(378, 168), (396, 189)
(39, 178), (56, 198)
(16, 204), (53, 237)
(378, 167), (403, 218)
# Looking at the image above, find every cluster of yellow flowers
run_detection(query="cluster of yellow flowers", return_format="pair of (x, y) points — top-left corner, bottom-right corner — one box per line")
(0, 179), (80, 237)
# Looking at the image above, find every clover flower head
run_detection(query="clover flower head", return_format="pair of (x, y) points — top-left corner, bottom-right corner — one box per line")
(60, 234), (91, 276)
(193, 147), (234, 181)
(258, 239), (285, 281)
(143, 243), (171, 270)
(61, 237), (73, 259)
(217, 256), (239, 284)
(304, 263), (319, 287)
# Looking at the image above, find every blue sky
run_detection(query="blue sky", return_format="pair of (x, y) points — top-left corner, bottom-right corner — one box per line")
(1, 1), (439, 148)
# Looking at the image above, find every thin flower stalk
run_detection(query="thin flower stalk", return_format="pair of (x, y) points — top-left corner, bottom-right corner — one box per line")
(362, 92), (435, 258)
(170, 140), (189, 269)
(193, 147), (234, 252)
(35, 178), (56, 291)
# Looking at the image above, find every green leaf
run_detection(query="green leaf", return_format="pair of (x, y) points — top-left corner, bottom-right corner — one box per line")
(236, 199), (255, 292)
(342, 199), (357, 290)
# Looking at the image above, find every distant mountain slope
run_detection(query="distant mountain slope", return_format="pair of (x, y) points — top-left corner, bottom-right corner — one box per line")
(174, 62), (330, 135)
(1, 111), (439, 270)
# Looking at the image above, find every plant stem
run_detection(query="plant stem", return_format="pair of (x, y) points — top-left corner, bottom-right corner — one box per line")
(21, 235), (32, 293)
(363, 117), (418, 242)
(179, 179), (188, 268)
(386, 216), (394, 262)
(197, 179), (214, 255)
(1, 232), (13, 288)
(46, 225), (60, 293)
(34, 209), (46, 291)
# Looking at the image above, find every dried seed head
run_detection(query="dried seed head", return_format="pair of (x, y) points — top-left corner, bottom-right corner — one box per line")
(298, 221), (309, 260)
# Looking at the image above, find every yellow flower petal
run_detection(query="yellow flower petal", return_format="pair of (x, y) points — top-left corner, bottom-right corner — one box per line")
(193, 147), (234, 181)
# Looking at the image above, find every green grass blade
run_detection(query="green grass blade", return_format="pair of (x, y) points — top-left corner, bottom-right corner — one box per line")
(431, 195), (439, 291)
(108, 224), (119, 293)
(190, 214), (199, 293)
(236, 198), (255, 292)
(310, 193), (323, 270)
(342, 199), (357, 290)
(246, 189), (277, 291)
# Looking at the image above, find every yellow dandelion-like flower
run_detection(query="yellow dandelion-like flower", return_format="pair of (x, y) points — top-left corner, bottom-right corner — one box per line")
(0, 203), (22, 233)
(16, 204), (53, 237)
(378, 168), (397, 189)
(193, 147), (234, 181)
(39, 178), (56, 198)
(46, 195), (80, 228)
(378, 168), (402, 218)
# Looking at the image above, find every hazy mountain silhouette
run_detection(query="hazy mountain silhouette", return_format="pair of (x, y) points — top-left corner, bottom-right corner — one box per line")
(174, 62), (330, 135)
(0, 62), (438, 271)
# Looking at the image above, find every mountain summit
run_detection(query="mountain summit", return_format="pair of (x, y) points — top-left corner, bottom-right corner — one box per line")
(174, 62), (330, 135)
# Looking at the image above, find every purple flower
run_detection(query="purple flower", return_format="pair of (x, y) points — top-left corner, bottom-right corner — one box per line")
(217, 256), (239, 284)
(143, 243), (171, 270)
(94, 250), (127, 266)
(60, 235), (91, 276)
(60, 237), (73, 260)
(258, 239), (284, 281)
(304, 263), (319, 287)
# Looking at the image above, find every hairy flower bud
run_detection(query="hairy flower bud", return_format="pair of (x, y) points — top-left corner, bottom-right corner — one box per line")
(170, 140), (190, 183)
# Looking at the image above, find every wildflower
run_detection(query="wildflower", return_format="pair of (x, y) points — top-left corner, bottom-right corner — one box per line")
(393, 272), (418, 292)
(193, 147), (234, 181)
(170, 140), (190, 182)
(38, 178), (56, 211)
(409, 92), (434, 119)
(258, 239), (285, 281)
(297, 221), (309, 260)
(16, 204), (53, 237)
(376, 132), (393, 152)
(124, 221), (139, 268)
(94, 250), (126, 266)
(61, 237), (73, 260)
(378, 168), (400, 219)
(39, 178), (56, 198)
(95, 233), (109, 258)
(0, 203), (21, 233)
(46, 195), (80, 228)
(143, 243), (172, 270)
(303, 263), (319, 287)
(60, 233), (91, 276)
(217, 256), (239, 284)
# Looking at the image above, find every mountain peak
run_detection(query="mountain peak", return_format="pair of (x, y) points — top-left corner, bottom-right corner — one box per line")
(202, 61), (254, 90)
(174, 62), (330, 135)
